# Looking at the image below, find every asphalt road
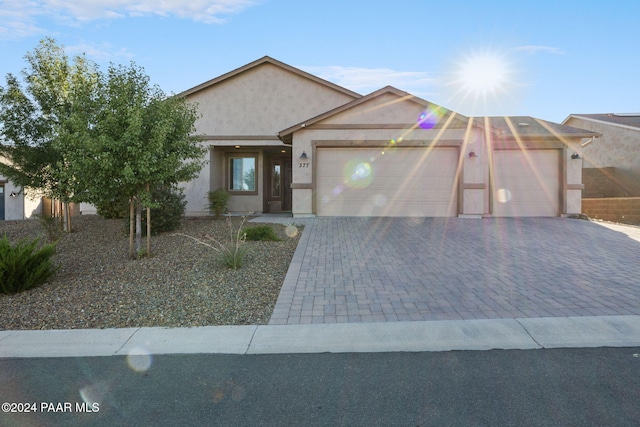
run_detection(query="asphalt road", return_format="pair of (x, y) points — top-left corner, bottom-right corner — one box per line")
(2, 348), (640, 426)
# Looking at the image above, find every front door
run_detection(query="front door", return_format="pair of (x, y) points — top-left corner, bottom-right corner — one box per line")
(265, 157), (292, 213)
(0, 185), (4, 220)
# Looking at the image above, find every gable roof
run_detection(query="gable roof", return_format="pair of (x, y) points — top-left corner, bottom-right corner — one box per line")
(278, 86), (476, 144)
(178, 56), (361, 99)
(278, 87), (598, 143)
(487, 116), (601, 139)
(563, 113), (640, 131)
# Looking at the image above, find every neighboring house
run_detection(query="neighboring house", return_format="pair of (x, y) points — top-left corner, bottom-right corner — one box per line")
(0, 175), (42, 220)
(563, 114), (640, 197)
(181, 56), (597, 218)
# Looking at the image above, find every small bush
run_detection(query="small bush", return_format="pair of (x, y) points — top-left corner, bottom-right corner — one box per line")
(207, 188), (230, 219)
(123, 185), (187, 236)
(0, 235), (59, 294)
(96, 197), (129, 219)
(243, 225), (281, 241)
(34, 214), (63, 243)
(175, 216), (249, 269)
(142, 185), (187, 235)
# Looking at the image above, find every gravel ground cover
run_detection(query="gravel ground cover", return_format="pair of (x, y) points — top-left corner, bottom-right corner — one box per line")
(0, 216), (302, 330)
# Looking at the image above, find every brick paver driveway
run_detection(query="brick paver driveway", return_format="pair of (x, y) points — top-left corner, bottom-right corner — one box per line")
(269, 217), (640, 325)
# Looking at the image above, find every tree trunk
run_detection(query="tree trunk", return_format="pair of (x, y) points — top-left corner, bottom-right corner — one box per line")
(146, 183), (151, 257)
(64, 202), (72, 233)
(58, 200), (63, 231)
(62, 202), (68, 232)
(135, 198), (142, 257)
(129, 197), (135, 259)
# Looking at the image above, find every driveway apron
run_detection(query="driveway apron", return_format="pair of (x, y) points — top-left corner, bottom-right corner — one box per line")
(269, 217), (640, 325)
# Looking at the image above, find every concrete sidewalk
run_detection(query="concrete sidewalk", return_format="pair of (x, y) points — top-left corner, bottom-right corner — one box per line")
(1, 315), (639, 358)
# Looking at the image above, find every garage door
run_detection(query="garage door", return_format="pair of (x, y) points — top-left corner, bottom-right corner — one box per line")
(493, 150), (559, 217)
(316, 147), (458, 217)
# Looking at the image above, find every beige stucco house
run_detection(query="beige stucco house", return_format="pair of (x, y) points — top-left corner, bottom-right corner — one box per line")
(563, 114), (640, 197)
(180, 56), (359, 216)
(180, 56), (598, 218)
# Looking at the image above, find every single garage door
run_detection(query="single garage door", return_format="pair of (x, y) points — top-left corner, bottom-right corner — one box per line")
(493, 149), (560, 217)
(316, 147), (458, 217)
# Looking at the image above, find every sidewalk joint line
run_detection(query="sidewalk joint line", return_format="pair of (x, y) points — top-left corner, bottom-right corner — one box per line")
(245, 325), (259, 354)
(514, 318), (545, 349)
(114, 327), (142, 355)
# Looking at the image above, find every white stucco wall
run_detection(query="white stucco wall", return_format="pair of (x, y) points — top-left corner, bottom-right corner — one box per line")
(1, 179), (23, 220)
(0, 180), (43, 220)
(79, 203), (97, 215)
(23, 191), (42, 218)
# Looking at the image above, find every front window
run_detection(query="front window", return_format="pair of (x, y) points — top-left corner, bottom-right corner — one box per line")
(229, 156), (256, 192)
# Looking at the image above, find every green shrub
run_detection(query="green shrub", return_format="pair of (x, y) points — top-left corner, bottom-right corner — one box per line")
(207, 188), (230, 219)
(0, 235), (59, 294)
(243, 225), (281, 241)
(98, 185), (186, 235)
(141, 185), (186, 235)
(96, 197), (129, 219)
(122, 185), (187, 236)
(34, 214), (63, 243)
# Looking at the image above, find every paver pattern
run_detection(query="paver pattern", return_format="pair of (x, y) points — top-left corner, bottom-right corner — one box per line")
(269, 217), (640, 325)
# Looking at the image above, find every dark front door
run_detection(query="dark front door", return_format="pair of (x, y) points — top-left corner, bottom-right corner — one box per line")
(0, 185), (4, 220)
(265, 157), (292, 213)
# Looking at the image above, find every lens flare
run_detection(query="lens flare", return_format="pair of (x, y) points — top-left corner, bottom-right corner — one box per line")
(126, 347), (153, 372)
(79, 381), (108, 408)
(418, 106), (445, 129)
(496, 188), (512, 203)
(351, 163), (371, 180)
(343, 160), (374, 189)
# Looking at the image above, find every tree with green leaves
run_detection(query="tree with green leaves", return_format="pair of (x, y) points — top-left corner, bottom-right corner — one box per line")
(1, 38), (206, 258)
(0, 38), (100, 231)
(61, 62), (206, 258)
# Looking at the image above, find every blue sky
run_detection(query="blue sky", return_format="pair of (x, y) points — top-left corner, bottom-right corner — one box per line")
(0, 0), (638, 123)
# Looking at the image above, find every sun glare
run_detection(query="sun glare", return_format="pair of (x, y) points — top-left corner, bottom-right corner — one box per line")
(443, 48), (519, 116)
(455, 51), (510, 96)
(460, 54), (507, 94)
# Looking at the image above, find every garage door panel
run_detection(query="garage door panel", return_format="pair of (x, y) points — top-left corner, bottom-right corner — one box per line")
(493, 150), (559, 217)
(316, 147), (457, 217)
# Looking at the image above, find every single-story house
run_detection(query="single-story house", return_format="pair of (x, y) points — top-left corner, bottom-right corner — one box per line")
(0, 175), (42, 220)
(180, 56), (598, 218)
(562, 113), (640, 197)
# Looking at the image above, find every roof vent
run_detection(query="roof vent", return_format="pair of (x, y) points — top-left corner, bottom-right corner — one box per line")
(518, 122), (530, 127)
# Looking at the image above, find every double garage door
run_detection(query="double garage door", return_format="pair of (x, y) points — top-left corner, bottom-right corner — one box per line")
(315, 147), (561, 217)
(316, 147), (458, 217)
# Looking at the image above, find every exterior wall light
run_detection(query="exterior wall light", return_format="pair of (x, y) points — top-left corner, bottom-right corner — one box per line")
(9, 192), (17, 198)
(468, 150), (478, 158)
(571, 153), (581, 159)
(299, 151), (308, 160)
